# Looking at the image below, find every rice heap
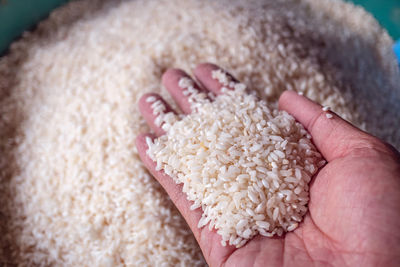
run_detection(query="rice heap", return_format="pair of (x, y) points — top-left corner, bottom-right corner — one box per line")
(147, 71), (325, 247)
(0, 0), (399, 265)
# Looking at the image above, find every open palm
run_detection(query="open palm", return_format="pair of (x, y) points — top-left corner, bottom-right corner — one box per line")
(136, 63), (400, 267)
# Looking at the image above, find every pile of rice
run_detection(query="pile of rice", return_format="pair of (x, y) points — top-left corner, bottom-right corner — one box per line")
(147, 71), (325, 247)
(0, 0), (399, 265)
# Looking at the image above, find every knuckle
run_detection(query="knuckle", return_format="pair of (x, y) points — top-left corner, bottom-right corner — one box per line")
(306, 110), (326, 134)
(348, 136), (398, 159)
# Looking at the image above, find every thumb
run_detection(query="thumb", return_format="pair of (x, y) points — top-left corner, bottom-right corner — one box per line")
(278, 91), (379, 161)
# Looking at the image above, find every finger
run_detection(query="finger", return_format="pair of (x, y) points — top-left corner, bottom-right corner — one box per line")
(278, 91), (375, 161)
(136, 133), (203, 229)
(162, 68), (204, 114)
(138, 93), (176, 136)
(136, 133), (236, 266)
(194, 63), (238, 95)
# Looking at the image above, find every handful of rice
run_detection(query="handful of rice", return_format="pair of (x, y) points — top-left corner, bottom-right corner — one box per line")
(147, 70), (325, 247)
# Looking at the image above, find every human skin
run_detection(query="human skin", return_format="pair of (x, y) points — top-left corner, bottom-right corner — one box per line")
(136, 63), (400, 267)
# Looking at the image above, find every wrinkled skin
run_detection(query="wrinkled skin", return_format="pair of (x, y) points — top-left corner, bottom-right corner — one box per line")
(136, 63), (400, 267)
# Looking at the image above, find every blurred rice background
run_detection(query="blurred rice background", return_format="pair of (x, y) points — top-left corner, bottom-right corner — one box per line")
(0, 0), (399, 56)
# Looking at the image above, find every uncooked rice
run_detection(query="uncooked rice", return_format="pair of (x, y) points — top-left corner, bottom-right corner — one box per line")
(146, 71), (324, 247)
(0, 0), (399, 265)
(322, 106), (331, 112)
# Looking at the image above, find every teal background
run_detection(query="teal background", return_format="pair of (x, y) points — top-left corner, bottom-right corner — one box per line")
(0, 0), (68, 54)
(0, 0), (399, 54)
(350, 0), (400, 40)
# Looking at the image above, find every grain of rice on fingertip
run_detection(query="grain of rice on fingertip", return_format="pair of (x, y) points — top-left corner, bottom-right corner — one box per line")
(145, 96), (157, 103)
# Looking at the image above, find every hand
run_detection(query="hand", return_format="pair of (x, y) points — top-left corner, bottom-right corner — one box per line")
(136, 63), (400, 267)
